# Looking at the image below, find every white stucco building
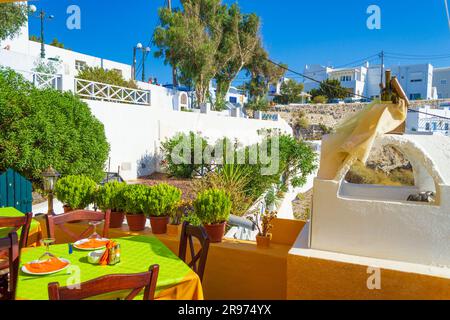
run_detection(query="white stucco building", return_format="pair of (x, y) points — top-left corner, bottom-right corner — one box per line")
(391, 63), (437, 101)
(433, 67), (450, 99)
(303, 62), (441, 101)
(406, 105), (450, 135)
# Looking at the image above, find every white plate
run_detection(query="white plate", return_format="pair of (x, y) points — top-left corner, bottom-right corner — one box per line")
(73, 238), (109, 251)
(21, 258), (71, 276)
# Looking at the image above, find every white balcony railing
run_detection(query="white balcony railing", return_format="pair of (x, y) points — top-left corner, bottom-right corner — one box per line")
(75, 78), (151, 105)
(32, 72), (62, 90)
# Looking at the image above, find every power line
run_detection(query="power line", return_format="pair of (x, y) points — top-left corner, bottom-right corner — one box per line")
(156, 5), (450, 121)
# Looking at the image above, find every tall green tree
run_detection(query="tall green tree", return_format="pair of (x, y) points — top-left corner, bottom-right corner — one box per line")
(0, 2), (28, 41)
(214, 4), (260, 109)
(154, 0), (228, 107)
(309, 79), (349, 101)
(244, 44), (286, 110)
(273, 79), (304, 104)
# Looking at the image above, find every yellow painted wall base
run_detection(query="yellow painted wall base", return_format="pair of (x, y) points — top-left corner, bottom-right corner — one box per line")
(287, 251), (450, 300)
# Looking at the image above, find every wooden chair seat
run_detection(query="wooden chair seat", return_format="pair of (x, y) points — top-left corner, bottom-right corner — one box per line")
(48, 264), (159, 300)
(0, 232), (19, 300)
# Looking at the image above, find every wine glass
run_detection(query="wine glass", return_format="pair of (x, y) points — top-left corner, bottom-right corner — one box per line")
(88, 220), (103, 239)
(38, 238), (56, 261)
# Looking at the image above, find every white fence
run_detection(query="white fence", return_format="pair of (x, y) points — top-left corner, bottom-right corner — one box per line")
(32, 72), (62, 90)
(75, 78), (151, 105)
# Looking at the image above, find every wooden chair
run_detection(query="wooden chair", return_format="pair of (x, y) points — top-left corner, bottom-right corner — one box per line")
(0, 232), (19, 300)
(46, 210), (111, 243)
(0, 212), (33, 249)
(178, 222), (210, 282)
(0, 212), (32, 299)
(48, 264), (159, 300)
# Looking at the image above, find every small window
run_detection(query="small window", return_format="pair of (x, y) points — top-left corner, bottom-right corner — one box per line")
(425, 123), (430, 131)
(445, 123), (449, 131)
(441, 79), (447, 85)
(410, 79), (422, 83)
(229, 96), (237, 104)
(432, 122), (437, 130)
(75, 60), (87, 71)
(409, 93), (421, 100)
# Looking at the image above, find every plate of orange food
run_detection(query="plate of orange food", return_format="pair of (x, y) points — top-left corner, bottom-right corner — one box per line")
(22, 257), (71, 275)
(73, 238), (110, 251)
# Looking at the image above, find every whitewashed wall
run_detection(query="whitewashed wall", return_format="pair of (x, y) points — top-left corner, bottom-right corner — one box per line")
(86, 100), (292, 181)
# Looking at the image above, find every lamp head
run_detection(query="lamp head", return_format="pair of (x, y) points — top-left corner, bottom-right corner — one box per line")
(29, 4), (37, 13)
(136, 43), (143, 49)
(42, 166), (60, 192)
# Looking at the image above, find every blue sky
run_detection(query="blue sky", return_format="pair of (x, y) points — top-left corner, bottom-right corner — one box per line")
(28, 0), (450, 85)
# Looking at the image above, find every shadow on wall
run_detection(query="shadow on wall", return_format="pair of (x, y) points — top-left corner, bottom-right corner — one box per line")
(136, 152), (162, 178)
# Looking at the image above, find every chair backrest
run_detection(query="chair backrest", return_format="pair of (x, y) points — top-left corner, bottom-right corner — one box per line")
(178, 222), (210, 282)
(0, 212), (32, 249)
(0, 232), (19, 300)
(46, 210), (111, 243)
(48, 264), (159, 300)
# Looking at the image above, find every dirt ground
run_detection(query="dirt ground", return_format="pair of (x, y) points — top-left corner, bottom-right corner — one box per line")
(132, 173), (197, 200)
(292, 189), (313, 221)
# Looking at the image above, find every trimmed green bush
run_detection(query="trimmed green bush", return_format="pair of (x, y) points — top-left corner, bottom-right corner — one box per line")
(145, 183), (182, 217)
(54, 175), (98, 209)
(121, 184), (150, 215)
(96, 181), (127, 212)
(181, 213), (202, 227)
(193, 188), (232, 225)
(0, 68), (110, 184)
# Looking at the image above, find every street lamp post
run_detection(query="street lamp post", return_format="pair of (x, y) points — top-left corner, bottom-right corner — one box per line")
(42, 166), (60, 216)
(29, 5), (54, 59)
(142, 47), (151, 82)
(132, 42), (142, 81)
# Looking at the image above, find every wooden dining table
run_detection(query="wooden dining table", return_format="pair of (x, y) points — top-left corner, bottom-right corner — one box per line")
(16, 235), (203, 300)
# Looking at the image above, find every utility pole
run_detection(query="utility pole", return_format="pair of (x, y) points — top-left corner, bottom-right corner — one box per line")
(379, 50), (384, 97)
(168, 0), (178, 88)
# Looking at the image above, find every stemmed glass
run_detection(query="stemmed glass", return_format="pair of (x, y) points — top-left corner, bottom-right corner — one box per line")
(38, 238), (56, 261)
(88, 220), (103, 239)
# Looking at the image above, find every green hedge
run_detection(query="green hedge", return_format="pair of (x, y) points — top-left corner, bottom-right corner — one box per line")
(54, 175), (98, 209)
(0, 68), (110, 184)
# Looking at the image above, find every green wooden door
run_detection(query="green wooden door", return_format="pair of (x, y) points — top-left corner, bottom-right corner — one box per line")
(0, 169), (32, 213)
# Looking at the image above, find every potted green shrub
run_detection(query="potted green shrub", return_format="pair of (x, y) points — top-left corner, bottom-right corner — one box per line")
(122, 184), (149, 231)
(193, 188), (232, 243)
(145, 183), (182, 234)
(54, 175), (98, 213)
(96, 181), (127, 228)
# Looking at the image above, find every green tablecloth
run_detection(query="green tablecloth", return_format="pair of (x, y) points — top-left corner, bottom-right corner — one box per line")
(16, 235), (203, 300)
(0, 207), (42, 242)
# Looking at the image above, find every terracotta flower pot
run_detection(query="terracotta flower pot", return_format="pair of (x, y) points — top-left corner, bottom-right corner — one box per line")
(167, 224), (182, 237)
(149, 216), (169, 234)
(256, 234), (272, 248)
(109, 211), (125, 228)
(204, 222), (226, 243)
(63, 205), (73, 213)
(125, 214), (147, 231)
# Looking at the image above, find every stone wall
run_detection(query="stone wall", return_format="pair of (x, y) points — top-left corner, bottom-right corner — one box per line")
(271, 99), (450, 129)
